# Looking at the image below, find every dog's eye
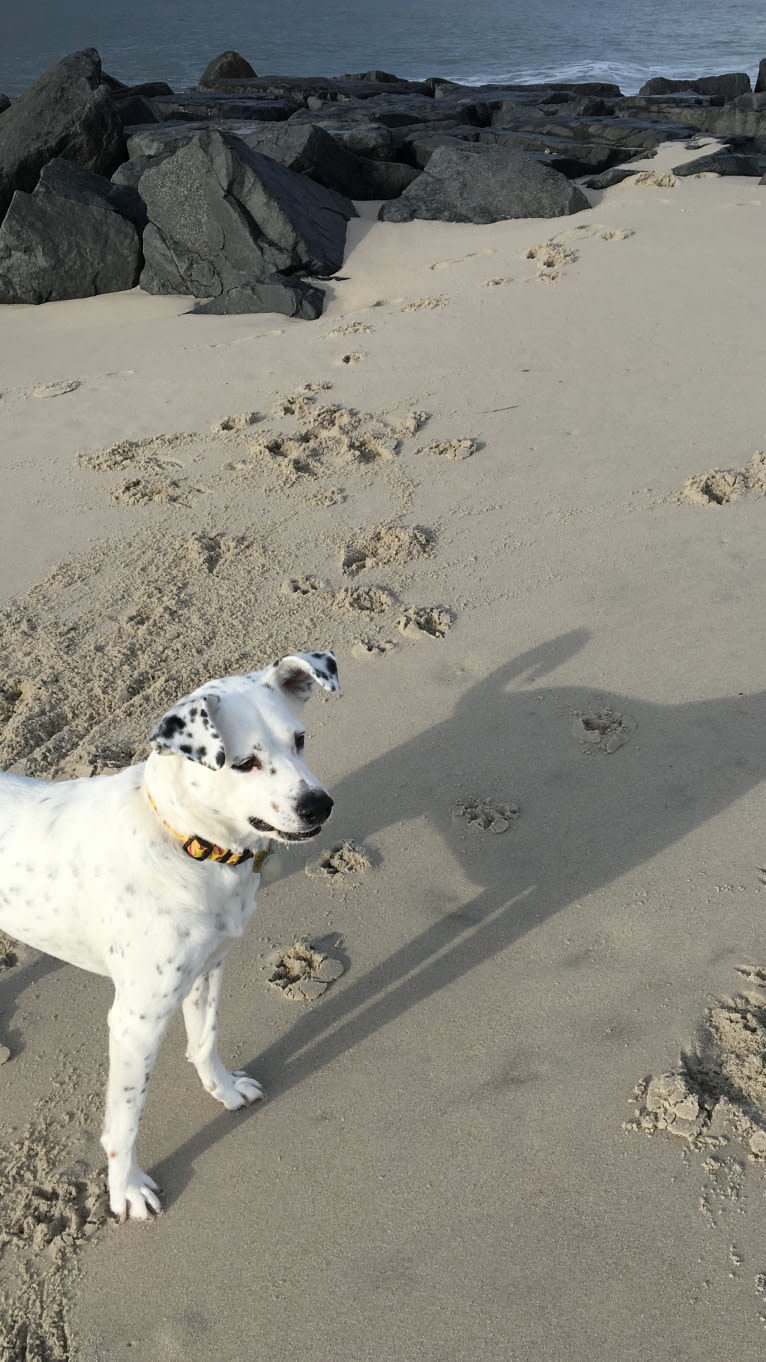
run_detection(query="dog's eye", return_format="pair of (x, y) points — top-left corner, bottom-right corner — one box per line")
(295, 733), (305, 753)
(232, 755), (262, 773)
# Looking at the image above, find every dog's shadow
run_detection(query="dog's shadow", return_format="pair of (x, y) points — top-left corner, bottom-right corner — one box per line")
(154, 628), (766, 1205)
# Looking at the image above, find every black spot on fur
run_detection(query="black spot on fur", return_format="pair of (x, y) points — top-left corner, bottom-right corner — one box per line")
(215, 748), (225, 768)
(157, 714), (186, 739)
(180, 743), (192, 756)
(196, 746), (207, 760)
(326, 656), (338, 675)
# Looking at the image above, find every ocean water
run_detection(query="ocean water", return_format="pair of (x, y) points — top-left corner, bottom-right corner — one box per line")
(1, 0), (765, 98)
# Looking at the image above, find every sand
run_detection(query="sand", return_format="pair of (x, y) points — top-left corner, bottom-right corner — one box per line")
(1, 139), (766, 1360)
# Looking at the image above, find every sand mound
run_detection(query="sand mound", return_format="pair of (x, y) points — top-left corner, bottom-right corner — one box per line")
(341, 524), (435, 574)
(628, 967), (766, 1161)
(678, 452), (766, 505)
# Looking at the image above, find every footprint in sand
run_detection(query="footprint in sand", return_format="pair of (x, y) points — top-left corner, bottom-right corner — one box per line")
(33, 379), (82, 399)
(400, 296), (448, 312)
(268, 941), (344, 1002)
(525, 241), (578, 281)
(281, 574), (325, 596)
(334, 585), (395, 614)
(323, 321), (373, 338)
(417, 438), (479, 461)
(481, 276), (511, 287)
(305, 840), (372, 879)
(453, 797), (520, 833)
(572, 706), (635, 754)
(429, 249), (494, 271)
(335, 352), (365, 365)
(398, 605), (454, 639)
(352, 637), (398, 659)
(212, 412), (263, 432)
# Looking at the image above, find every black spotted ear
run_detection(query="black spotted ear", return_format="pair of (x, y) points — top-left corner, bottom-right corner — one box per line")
(149, 693), (226, 770)
(262, 651), (341, 703)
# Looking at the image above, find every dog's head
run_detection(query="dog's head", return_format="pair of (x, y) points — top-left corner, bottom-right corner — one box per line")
(149, 651), (340, 846)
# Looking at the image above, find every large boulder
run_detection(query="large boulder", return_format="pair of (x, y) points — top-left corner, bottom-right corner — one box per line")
(0, 157), (142, 303)
(0, 49), (125, 221)
(199, 51), (257, 89)
(757, 59), (766, 95)
(379, 143), (589, 223)
(638, 72), (751, 100)
(0, 96), (9, 116)
(221, 122), (418, 198)
(138, 129), (355, 314)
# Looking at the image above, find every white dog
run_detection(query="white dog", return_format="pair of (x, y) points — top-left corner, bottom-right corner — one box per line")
(0, 650), (340, 1220)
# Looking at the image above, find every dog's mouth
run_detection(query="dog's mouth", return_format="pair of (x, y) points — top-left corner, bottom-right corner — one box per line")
(248, 816), (323, 843)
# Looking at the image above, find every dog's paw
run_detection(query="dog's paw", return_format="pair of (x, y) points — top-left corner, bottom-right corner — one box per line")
(210, 1070), (265, 1110)
(110, 1167), (162, 1222)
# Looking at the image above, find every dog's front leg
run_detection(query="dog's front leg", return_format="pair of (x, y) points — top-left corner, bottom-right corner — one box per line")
(182, 960), (264, 1110)
(101, 999), (171, 1221)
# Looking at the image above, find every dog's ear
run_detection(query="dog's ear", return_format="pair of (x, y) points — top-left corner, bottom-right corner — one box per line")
(149, 694), (226, 770)
(261, 651), (341, 704)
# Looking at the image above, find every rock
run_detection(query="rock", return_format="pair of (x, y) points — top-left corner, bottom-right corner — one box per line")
(229, 121), (418, 198)
(195, 74), (431, 103)
(0, 157), (142, 303)
(379, 143), (589, 223)
(757, 59), (766, 95)
(193, 276), (324, 318)
(112, 153), (160, 191)
(475, 127), (630, 176)
(151, 92), (297, 123)
(638, 72), (751, 100)
(0, 49), (125, 221)
(341, 69), (403, 84)
(139, 129), (354, 312)
(673, 147), (766, 177)
(585, 166), (638, 190)
(0, 95), (9, 116)
(617, 100), (766, 138)
(199, 51), (257, 89)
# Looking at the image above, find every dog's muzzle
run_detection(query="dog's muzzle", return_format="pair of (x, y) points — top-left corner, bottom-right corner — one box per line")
(249, 789), (334, 842)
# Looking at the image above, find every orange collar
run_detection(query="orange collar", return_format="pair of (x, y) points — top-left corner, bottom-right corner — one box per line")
(145, 790), (271, 870)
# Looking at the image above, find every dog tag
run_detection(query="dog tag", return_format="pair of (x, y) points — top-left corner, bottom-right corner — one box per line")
(257, 851), (283, 884)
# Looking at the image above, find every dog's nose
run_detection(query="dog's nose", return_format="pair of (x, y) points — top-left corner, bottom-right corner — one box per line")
(295, 788), (334, 825)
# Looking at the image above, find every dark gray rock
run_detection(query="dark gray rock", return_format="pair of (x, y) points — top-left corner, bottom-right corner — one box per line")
(672, 147), (766, 177)
(112, 153), (160, 191)
(113, 94), (162, 126)
(139, 129), (354, 311)
(0, 96), (9, 116)
(199, 51), (257, 90)
(584, 166), (638, 190)
(38, 156), (146, 228)
(340, 70), (403, 84)
(151, 92), (297, 123)
(0, 157), (142, 303)
(474, 127), (632, 176)
(228, 122), (418, 198)
(638, 72), (751, 100)
(0, 49), (125, 221)
(616, 98), (766, 137)
(733, 91), (766, 111)
(379, 143), (589, 223)
(756, 59), (766, 95)
(197, 74), (431, 102)
(193, 276), (324, 317)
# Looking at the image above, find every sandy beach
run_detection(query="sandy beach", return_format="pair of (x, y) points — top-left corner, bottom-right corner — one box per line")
(2, 140), (766, 1359)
